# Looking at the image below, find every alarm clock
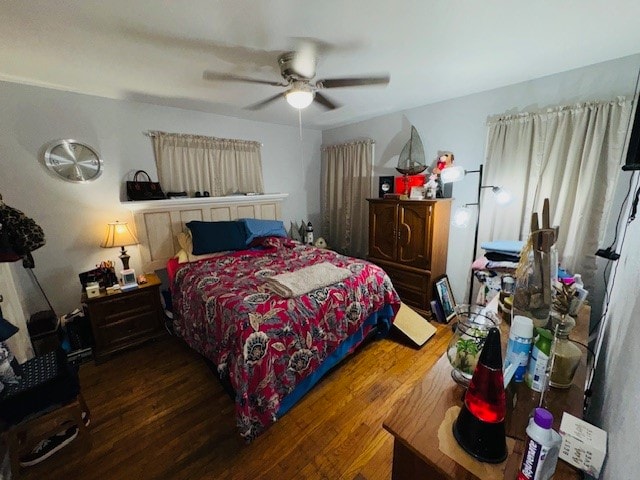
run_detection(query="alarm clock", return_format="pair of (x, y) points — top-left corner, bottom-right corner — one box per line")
(120, 268), (138, 291)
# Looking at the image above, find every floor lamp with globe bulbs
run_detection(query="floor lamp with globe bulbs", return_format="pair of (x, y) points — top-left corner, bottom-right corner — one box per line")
(441, 164), (513, 305)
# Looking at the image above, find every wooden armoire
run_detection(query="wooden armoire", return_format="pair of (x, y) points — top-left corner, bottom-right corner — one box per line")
(367, 198), (451, 317)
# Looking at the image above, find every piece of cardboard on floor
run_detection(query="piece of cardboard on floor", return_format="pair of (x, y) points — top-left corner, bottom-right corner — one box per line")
(393, 303), (436, 347)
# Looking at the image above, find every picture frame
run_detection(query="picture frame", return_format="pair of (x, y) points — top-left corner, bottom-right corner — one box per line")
(409, 186), (426, 199)
(434, 275), (457, 323)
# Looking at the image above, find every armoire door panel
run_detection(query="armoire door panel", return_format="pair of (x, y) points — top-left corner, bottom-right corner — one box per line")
(397, 202), (432, 269)
(369, 202), (398, 261)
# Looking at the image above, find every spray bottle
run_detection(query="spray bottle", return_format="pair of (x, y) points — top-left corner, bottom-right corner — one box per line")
(518, 408), (561, 480)
(570, 274), (588, 315)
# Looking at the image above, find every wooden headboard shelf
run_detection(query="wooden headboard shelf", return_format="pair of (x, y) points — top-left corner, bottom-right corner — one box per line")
(124, 193), (288, 271)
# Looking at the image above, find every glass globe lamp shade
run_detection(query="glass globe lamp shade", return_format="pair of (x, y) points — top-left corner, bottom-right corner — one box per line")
(285, 89), (314, 109)
(452, 206), (473, 228)
(492, 187), (513, 205)
(440, 165), (466, 183)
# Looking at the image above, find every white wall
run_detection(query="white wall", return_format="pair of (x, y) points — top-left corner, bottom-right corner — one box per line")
(324, 54), (640, 479)
(0, 81), (322, 315)
(588, 172), (640, 480)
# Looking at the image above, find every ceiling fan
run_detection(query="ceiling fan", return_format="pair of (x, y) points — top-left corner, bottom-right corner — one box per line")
(203, 49), (390, 111)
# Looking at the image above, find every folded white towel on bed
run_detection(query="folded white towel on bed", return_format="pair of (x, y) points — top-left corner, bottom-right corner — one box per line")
(265, 262), (351, 298)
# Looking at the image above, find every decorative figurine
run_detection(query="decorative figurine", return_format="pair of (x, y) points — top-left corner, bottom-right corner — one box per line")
(425, 174), (438, 199)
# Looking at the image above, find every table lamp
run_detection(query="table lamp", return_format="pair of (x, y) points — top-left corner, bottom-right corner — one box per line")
(100, 221), (138, 270)
(452, 327), (508, 463)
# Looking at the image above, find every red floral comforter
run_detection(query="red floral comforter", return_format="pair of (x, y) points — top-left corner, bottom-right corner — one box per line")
(171, 237), (400, 440)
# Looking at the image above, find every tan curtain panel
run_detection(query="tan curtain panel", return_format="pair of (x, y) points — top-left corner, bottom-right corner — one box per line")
(321, 140), (374, 258)
(479, 97), (633, 290)
(150, 131), (264, 196)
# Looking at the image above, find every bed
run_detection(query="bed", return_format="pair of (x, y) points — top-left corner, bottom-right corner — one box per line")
(127, 196), (400, 440)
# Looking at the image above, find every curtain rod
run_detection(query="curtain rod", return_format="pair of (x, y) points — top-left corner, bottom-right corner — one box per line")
(322, 139), (375, 151)
(143, 131), (263, 146)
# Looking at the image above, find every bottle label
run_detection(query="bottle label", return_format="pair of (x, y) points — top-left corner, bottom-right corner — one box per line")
(506, 335), (532, 382)
(526, 347), (549, 391)
(518, 439), (551, 480)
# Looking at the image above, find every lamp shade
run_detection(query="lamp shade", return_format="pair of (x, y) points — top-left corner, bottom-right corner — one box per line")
(0, 315), (19, 342)
(285, 88), (314, 109)
(440, 165), (466, 183)
(452, 206), (473, 228)
(100, 221), (138, 248)
(492, 187), (513, 205)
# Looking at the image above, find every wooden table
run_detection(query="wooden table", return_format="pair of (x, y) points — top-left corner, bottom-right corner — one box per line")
(383, 306), (589, 479)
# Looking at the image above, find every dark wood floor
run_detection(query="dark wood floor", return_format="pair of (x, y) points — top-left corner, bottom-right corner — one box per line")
(21, 324), (453, 480)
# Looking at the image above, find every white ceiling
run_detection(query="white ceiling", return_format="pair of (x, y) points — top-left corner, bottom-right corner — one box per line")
(2, 0), (640, 129)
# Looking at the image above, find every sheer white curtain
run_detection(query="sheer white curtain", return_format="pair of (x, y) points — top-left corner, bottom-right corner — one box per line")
(478, 98), (633, 289)
(321, 140), (374, 258)
(150, 131), (264, 196)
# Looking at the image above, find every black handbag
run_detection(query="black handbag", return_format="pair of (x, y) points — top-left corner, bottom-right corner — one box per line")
(126, 170), (166, 201)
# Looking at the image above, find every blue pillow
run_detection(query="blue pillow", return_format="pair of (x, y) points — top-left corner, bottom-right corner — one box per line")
(186, 221), (248, 255)
(239, 218), (287, 245)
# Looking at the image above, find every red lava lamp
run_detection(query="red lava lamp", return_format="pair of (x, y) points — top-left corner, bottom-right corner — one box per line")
(452, 327), (507, 463)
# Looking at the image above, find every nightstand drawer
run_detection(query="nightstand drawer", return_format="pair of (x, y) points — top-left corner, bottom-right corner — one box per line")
(97, 311), (159, 348)
(93, 289), (157, 324)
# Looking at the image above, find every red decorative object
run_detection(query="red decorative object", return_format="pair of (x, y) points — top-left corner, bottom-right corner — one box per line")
(395, 175), (426, 196)
(452, 327), (508, 463)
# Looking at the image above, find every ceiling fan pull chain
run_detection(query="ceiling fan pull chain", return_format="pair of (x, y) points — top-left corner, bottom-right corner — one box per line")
(298, 109), (303, 140)
(298, 110), (305, 168)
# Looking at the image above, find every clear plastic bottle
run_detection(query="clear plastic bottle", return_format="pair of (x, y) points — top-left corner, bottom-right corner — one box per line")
(518, 408), (561, 480)
(549, 316), (582, 388)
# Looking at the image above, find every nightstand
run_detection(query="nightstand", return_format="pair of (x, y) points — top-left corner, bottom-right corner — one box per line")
(82, 273), (164, 362)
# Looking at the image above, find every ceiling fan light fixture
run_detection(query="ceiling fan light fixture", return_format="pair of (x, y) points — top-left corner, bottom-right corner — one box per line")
(285, 89), (314, 109)
(285, 82), (314, 109)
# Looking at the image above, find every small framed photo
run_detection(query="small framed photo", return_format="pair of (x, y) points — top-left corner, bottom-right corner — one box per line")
(409, 186), (426, 199)
(434, 275), (457, 323)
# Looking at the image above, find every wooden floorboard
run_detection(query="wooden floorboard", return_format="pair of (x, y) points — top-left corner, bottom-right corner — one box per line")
(19, 323), (453, 480)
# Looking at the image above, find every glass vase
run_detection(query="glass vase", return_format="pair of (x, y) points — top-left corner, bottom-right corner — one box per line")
(549, 315), (582, 388)
(512, 236), (557, 329)
(446, 304), (499, 387)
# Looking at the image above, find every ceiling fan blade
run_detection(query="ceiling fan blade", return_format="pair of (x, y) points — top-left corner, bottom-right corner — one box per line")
(314, 92), (340, 110)
(245, 92), (285, 110)
(203, 71), (286, 87)
(291, 41), (317, 79)
(316, 75), (390, 89)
